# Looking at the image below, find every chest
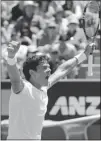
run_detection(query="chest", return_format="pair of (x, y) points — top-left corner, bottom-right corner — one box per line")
(27, 88), (48, 116)
(10, 87), (48, 114)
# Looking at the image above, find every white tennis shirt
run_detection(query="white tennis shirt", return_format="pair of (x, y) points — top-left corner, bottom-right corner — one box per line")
(7, 80), (48, 140)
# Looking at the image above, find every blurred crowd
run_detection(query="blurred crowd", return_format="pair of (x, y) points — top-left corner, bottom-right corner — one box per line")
(1, 0), (100, 80)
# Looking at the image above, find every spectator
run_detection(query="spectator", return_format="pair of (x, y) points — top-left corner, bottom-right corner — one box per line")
(12, 1), (38, 40)
(63, 1), (74, 12)
(37, 1), (53, 18)
(10, 1), (24, 22)
(1, 59), (9, 79)
(54, 6), (69, 36)
(11, 30), (21, 42)
(63, 0), (82, 19)
(38, 44), (52, 56)
(77, 1), (89, 13)
(55, 6), (63, 24)
(20, 14), (44, 47)
(20, 22), (32, 45)
(67, 14), (87, 51)
(1, 1), (100, 80)
(1, 20), (10, 47)
(54, 6), (64, 34)
(51, 39), (78, 78)
(59, 41), (78, 79)
(30, 14), (46, 41)
(1, 2), (11, 21)
(1, 19), (14, 48)
(55, 40), (77, 61)
(30, 15), (43, 35)
(37, 20), (58, 46)
(49, 45), (60, 73)
(38, 1), (50, 13)
(1, 48), (10, 79)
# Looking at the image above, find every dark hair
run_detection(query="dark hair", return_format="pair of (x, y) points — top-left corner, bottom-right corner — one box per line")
(23, 53), (49, 80)
(62, 0), (73, 11)
(20, 22), (32, 38)
(37, 0), (52, 12)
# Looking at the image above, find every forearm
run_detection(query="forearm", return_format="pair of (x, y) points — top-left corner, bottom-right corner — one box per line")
(7, 62), (21, 83)
(49, 57), (78, 87)
(49, 51), (87, 87)
(59, 47), (88, 71)
(58, 57), (78, 74)
(7, 58), (24, 93)
(6, 41), (24, 93)
(6, 41), (20, 82)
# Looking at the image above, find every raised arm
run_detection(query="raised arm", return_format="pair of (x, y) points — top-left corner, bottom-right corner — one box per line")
(48, 43), (93, 87)
(6, 41), (24, 94)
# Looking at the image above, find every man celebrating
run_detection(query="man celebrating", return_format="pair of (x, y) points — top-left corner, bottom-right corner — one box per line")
(6, 40), (92, 140)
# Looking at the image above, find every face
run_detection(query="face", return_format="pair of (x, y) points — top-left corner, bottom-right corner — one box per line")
(68, 23), (78, 32)
(47, 26), (56, 37)
(31, 61), (51, 86)
(60, 41), (66, 50)
(66, 1), (73, 9)
(11, 32), (20, 41)
(3, 20), (9, 28)
(22, 23), (29, 36)
(55, 12), (63, 22)
(24, 5), (35, 18)
(1, 2), (7, 11)
(41, 1), (49, 12)
(30, 19), (39, 34)
(50, 51), (59, 62)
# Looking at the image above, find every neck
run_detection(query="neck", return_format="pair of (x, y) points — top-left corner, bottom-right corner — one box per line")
(48, 34), (52, 39)
(29, 78), (42, 90)
(19, 3), (23, 10)
(60, 42), (66, 52)
(25, 15), (33, 20)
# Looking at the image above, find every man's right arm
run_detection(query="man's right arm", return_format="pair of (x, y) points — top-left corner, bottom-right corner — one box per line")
(6, 41), (24, 94)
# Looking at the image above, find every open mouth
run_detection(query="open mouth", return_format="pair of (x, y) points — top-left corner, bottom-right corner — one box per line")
(45, 75), (49, 80)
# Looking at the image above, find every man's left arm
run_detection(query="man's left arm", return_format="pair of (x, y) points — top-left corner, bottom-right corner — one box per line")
(48, 43), (93, 88)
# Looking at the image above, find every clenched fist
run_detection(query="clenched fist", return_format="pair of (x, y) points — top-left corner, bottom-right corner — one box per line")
(7, 41), (20, 58)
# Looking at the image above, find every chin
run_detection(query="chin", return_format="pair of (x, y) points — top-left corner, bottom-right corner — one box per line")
(40, 80), (48, 87)
(45, 80), (48, 86)
(44, 79), (48, 86)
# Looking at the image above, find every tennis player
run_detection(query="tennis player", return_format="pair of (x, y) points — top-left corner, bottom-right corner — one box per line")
(6, 40), (93, 140)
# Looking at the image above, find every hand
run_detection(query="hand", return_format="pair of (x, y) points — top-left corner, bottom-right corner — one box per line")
(84, 42), (96, 57)
(7, 41), (20, 58)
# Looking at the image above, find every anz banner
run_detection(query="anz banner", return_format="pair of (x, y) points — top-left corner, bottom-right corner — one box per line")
(1, 80), (100, 121)
(45, 80), (100, 121)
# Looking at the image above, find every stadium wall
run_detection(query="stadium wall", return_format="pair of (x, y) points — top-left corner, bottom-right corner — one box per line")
(1, 80), (101, 140)
(1, 80), (100, 120)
